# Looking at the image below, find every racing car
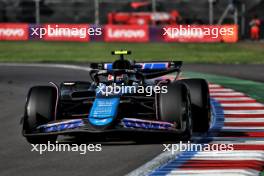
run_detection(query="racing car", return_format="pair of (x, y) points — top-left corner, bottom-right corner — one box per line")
(22, 50), (211, 143)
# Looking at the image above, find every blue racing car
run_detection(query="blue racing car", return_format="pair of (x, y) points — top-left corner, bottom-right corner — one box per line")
(22, 50), (211, 143)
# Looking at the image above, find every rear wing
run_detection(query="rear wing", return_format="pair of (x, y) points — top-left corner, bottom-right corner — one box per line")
(90, 61), (182, 72)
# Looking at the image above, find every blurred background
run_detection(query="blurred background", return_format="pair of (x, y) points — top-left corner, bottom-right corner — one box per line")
(0, 0), (263, 39)
(0, 0), (263, 63)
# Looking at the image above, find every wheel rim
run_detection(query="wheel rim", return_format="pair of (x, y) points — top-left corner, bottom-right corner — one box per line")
(181, 94), (192, 135)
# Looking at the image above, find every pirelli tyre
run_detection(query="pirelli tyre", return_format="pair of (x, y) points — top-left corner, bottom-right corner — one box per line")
(158, 82), (192, 140)
(23, 86), (58, 144)
(179, 79), (211, 132)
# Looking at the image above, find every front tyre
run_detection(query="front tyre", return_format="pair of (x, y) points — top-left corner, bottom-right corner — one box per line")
(158, 82), (192, 140)
(179, 79), (211, 132)
(23, 86), (58, 144)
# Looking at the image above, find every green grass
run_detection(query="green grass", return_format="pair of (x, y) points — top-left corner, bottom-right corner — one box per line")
(260, 171), (264, 176)
(184, 71), (264, 103)
(0, 41), (264, 63)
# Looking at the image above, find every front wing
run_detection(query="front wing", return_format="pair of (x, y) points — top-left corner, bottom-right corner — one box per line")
(23, 118), (184, 138)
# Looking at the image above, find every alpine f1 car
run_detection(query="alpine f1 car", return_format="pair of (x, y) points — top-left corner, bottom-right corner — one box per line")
(22, 50), (211, 143)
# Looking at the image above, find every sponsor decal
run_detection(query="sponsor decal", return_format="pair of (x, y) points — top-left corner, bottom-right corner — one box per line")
(0, 23), (28, 40)
(104, 25), (149, 42)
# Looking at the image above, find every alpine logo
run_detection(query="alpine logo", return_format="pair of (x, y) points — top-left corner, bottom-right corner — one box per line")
(105, 25), (149, 42)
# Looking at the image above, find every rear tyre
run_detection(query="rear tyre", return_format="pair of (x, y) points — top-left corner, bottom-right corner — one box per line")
(179, 79), (211, 132)
(23, 86), (58, 144)
(158, 82), (192, 140)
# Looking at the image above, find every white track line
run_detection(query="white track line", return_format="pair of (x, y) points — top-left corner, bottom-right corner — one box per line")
(224, 118), (264, 122)
(222, 116), (264, 119)
(210, 89), (235, 92)
(209, 84), (222, 88)
(126, 150), (182, 176)
(167, 169), (260, 176)
(208, 140), (264, 144)
(223, 110), (264, 114)
(193, 136), (264, 141)
(188, 150), (264, 155)
(222, 126), (264, 130)
(214, 97), (255, 101)
(219, 103), (264, 107)
(167, 156), (264, 161)
(210, 92), (245, 96)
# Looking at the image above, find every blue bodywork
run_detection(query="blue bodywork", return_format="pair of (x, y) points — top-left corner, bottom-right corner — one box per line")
(88, 97), (120, 126)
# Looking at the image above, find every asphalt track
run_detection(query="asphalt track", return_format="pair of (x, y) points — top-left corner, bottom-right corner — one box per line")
(0, 64), (262, 176)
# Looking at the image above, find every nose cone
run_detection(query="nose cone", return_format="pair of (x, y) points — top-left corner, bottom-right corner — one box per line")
(88, 97), (120, 126)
